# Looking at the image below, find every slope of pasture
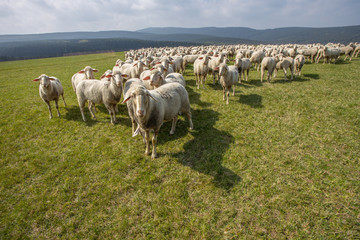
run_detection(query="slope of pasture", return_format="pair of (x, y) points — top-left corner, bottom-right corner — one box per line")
(0, 53), (359, 239)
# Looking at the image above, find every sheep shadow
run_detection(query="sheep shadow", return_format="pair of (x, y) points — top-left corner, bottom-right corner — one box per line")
(186, 87), (213, 108)
(303, 73), (319, 80)
(172, 109), (241, 190)
(238, 94), (263, 108)
(63, 105), (98, 126)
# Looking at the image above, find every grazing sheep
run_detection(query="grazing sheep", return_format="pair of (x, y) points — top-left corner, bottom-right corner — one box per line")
(298, 47), (318, 63)
(250, 50), (265, 71)
(71, 66), (98, 92)
(208, 52), (227, 84)
(340, 44), (355, 61)
(316, 46), (341, 64)
(183, 54), (199, 71)
(33, 74), (67, 119)
(235, 57), (251, 82)
(260, 57), (276, 83)
(294, 55), (305, 77)
(193, 55), (210, 89)
(274, 57), (294, 80)
(122, 82), (193, 158)
(216, 63), (239, 104)
(76, 71), (128, 124)
(121, 60), (145, 79)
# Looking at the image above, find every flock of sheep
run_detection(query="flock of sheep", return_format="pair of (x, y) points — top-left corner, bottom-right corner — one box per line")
(33, 42), (359, 158)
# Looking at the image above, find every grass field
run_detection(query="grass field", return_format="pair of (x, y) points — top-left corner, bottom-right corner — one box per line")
(0, 52), (359, 239)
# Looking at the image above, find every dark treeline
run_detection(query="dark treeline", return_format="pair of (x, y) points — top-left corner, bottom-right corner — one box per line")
(0, 38), (200, 61)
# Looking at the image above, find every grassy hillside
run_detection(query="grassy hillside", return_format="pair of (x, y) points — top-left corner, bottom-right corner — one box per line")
(0, 52), (359, 239)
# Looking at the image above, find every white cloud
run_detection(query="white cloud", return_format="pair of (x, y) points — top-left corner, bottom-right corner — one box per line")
(0, 0), (359, 34)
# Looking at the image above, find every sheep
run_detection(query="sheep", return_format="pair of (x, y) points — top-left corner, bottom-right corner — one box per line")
(352, 44), (360, 58)
(274, 57), (294, 80)
(142, 69), (186, 89)
(235, 57), (251, 83)
(340, 44), (355, 61)
(76, 71), (128, 124)
(294, 55), (305, 77)
(216, 63), (239, 104)
(260, 57), (276, 83)
(123, 78), (145, 135)
(171, 56), (184, 73)
(183, 54), (199, 71)
(250, 50), (265, 71)
(33, 74), (67, 119)
(316, 46), (341, 64)
(71, 66), (98, 92)
(208, 52), (227, 84)
(122, 82), (193, 158)
(298, 47), (318, 63)
(193, 55), (210, 89)
(121, 60), (145, 79)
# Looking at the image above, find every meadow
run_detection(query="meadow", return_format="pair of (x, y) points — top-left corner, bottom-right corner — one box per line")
(0, 52), (359, 239)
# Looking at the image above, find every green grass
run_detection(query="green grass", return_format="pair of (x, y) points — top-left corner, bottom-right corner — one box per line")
(0, 53), (359, 239)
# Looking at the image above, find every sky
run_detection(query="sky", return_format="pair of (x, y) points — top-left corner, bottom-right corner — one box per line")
(0, 0), (359, 35)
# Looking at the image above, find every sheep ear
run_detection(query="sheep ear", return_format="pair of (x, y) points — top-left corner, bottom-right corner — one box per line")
(122, 95), (132, 104)
(115, 64), (119, 67)
(143, 76), (150, 80)
(105, 74), (113, 78)
(33, 78), (40, 82)
(100, 74), (106, 79)
(150, 67), (155, 70)
(93, 69), (99, 72)
(156, 62), (161, 64)
(163, 68), (167, 71)
(122, 74), (129, 78)
(78, 70), (85, 74)
(49, 77), (56, 81)
(199, 57), (203, 60)
(215, 67), (219, 71)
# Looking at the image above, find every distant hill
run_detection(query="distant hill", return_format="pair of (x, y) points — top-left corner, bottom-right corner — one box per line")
(137, 26), (360, 44)
(0, 25), (359, 61)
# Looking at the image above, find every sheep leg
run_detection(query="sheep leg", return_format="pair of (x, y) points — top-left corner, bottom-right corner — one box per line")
(261, 69), (264, 83)
(78, 99), (86, 121)
(105, 103), (116, 125)
(185, 111), (194, 130)
(170, 116), (178, 135)
(45, 100), (53, 119)
(55, 99), (61, 117)
(246, 69), (249, 81)
(151, 130), (158, 159)
(223, 87), (226, 101)
(290, 67), (294, 80)
(267, 71), (272, 83)
(88, 102), (96, 120)
(202, 75), (206, 89)
(232, 85), (235, 96)
(61, 94), (67, 107)
(226, 88), (230, 105)
(283, 68), (287, 80)
(144, 130), (151, 156)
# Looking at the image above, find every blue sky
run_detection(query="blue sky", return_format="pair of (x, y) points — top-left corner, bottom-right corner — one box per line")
(0, 0), (359, 34)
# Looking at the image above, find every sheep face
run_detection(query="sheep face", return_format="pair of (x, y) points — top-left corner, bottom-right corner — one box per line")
(218, 64), (228, 77)
(82, 66), (98, 79)
(33, 74), (54, 88)
(111, 72), (124, 87)
(149, 71), (163, 87)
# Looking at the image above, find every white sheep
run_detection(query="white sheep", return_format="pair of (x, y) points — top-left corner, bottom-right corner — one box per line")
(122, 82), (193, 158)
(193, 55), (210, 89)
(121, 60), (145, 79)
(71, 66), (98, 92)
(316, 46), (341, 64)
(33, 74), (67, 119)
(216, 63), (239, 104)
(143, 69), (186, 89)
(235, 57), (251, 83)
(76, 71), (128, 124)
(260, 57), (276, 83)
(294, 55), (305, 77)
(208, 52), (227, 84)
(274, 57), (294, 80)
(250, 50), (265, 71)
(182, 54), (199, 71)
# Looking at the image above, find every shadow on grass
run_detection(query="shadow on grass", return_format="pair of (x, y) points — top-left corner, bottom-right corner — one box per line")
(303, 73), (319, 79)
(186, 87), (213, 108)
(64, 104), (131, 127)
(172, 109), (241, 190)
(238, 94), (263, 108)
